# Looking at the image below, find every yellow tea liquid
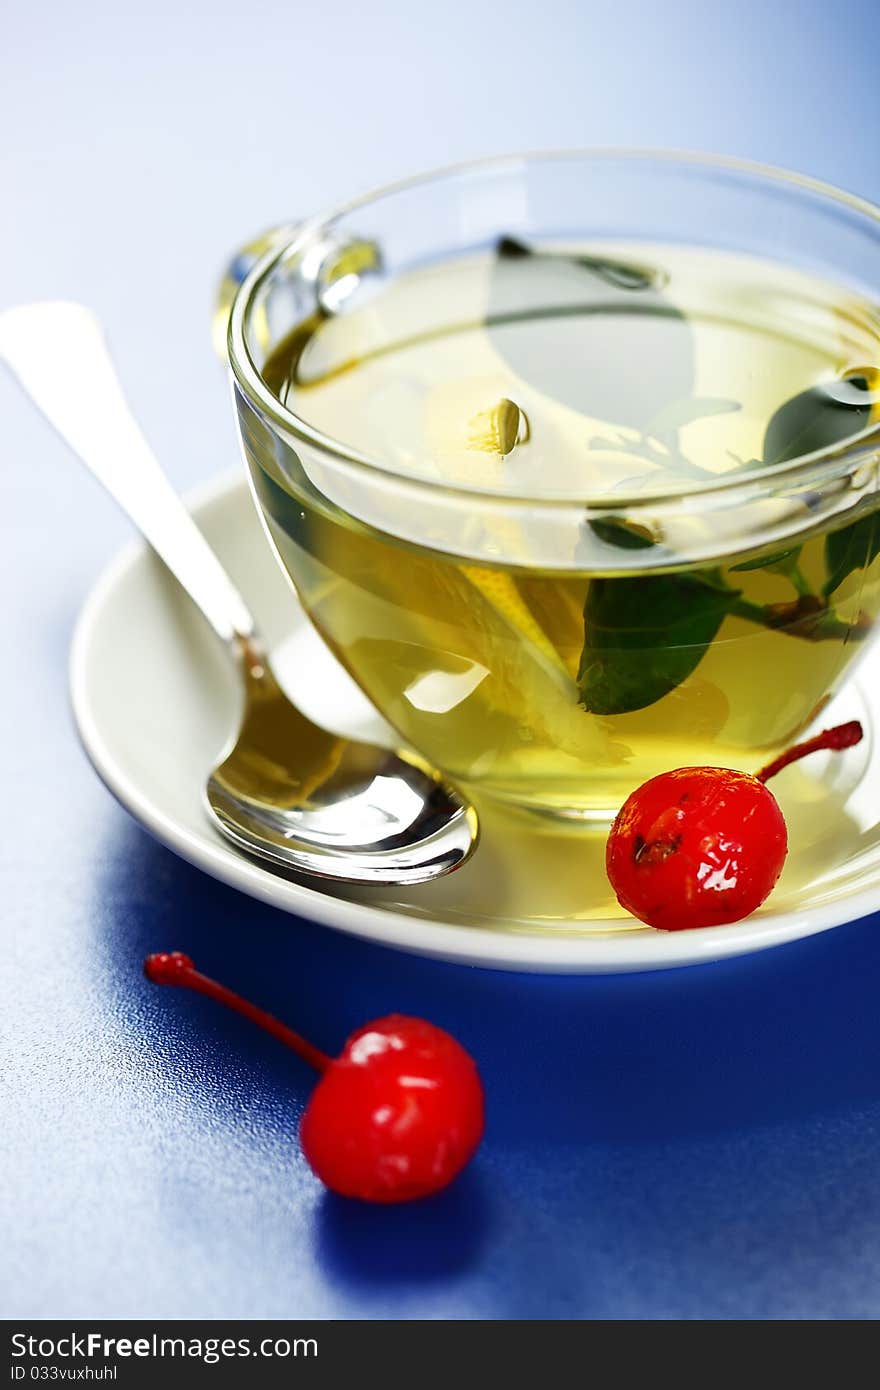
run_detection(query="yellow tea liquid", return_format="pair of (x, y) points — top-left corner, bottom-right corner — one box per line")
(243, 241), (880, 815)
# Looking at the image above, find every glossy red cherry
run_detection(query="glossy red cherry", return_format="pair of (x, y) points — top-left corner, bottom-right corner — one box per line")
(607, 766), (787, 931)
(606, 720), (862, 931)
(301, 1015), (484, 1203)
(143, 953), (484, 1203)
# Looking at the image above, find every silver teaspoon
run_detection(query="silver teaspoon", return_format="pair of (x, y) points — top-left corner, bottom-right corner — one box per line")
(0, 302), (478, 883)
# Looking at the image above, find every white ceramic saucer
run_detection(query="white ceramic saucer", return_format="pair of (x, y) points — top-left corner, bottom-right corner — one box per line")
(70, 472), (880, 973)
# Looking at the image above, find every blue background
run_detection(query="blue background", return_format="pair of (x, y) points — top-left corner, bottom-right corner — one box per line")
(4, 0), (880, 1319)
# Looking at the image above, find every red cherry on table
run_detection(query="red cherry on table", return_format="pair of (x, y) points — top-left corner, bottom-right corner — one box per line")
(301, 1015), (484, 1203)
(606, 720), (863, 932)
(143, 953), (484, 1203)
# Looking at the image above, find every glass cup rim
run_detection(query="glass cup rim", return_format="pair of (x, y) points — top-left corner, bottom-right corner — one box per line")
(227, 146), (880, 514)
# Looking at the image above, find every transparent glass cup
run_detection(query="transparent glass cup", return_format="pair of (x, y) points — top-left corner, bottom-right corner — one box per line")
(227, 151), (880, 820)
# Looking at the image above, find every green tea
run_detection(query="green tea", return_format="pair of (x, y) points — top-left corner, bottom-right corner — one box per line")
(243, 240), (880, 815)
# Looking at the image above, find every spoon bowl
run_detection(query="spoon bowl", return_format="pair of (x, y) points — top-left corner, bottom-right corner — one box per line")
(206, 637), (477, 882)
(0, 301), (478, 885)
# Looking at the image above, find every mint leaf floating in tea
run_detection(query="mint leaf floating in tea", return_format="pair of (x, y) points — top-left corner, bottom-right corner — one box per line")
(495, 237), (655, 292)
(587, 516), (656, 550)
(490, 235), (695, 433)
(578, 522), (741, 715)
(578, 571), (742, 716)
(730, 547), (817, 597)
(730, 548), (800, 574)
(762, 369), (876, 467)
(761, 366), (880, 598)
(819, 370), (880, 594)
(824, 510), (880, 596)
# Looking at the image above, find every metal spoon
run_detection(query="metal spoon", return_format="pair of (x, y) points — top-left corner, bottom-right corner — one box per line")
(0, 301), (478, 883)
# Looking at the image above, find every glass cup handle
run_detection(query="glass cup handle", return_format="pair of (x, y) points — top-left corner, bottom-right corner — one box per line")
(212, 223), (300, 361)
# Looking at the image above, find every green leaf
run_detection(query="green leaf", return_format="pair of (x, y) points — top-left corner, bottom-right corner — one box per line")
(497, 237), (657, 290)
(730, 547), (800, 575)
(578, 572), (742, 715)
(496, 235), (531, 260)
(587, 517), (656, 550)
(763, 380), (872, 466)
(823, 509), (880, 595)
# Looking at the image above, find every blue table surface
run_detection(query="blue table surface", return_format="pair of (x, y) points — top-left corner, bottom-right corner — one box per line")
(4, 0), (880, 1320)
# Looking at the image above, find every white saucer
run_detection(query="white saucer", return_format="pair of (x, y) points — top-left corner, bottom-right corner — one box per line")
(70, 472), (880, 973)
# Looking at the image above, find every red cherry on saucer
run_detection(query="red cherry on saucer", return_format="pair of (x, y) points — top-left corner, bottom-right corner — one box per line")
(606, 720), (863, 932)
(143, 953), (484, 1203)
(607, 766), (787, 931)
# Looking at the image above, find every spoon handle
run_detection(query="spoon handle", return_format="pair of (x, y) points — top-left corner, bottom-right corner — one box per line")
(0, 301), (256, 648)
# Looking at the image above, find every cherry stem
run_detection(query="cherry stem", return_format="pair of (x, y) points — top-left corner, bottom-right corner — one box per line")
(755, 719), (863, 784)
(143, 952), (331, 1073)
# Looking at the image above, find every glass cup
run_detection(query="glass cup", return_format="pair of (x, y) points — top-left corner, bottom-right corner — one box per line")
(227, 151), (880, 820)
